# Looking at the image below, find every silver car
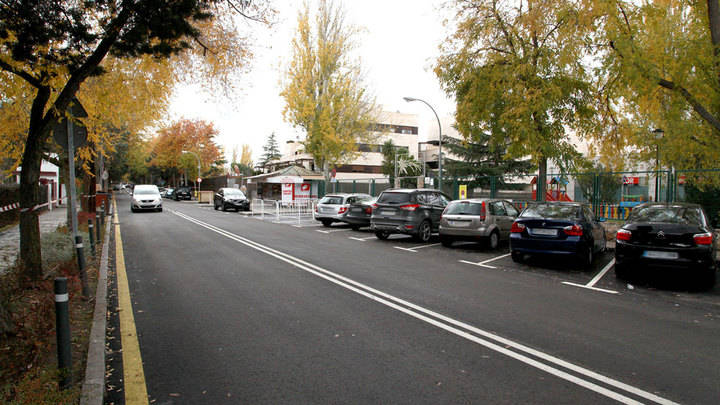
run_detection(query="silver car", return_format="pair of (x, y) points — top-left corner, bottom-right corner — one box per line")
(439, 199), (519, 249)
(131, 184), (163, 212)
(315, 193), (371, 227)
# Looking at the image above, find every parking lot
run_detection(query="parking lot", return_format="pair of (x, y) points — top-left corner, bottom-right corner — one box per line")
(186, 199), (720, 306)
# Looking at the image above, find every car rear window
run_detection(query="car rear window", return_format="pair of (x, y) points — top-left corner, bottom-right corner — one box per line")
(377, 192), (412, 204)
(445, 201), (484, 216)
(630, 206), (704, 225)
(177, 187), (190, 192)
(520, 203), (581, 219)
(319, 196), (343, 205)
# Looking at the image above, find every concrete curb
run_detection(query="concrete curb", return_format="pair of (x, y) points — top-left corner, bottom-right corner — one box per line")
(80, 211), (112, 405)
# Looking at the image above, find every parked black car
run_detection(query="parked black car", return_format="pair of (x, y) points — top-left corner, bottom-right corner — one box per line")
(509, 202), (606, 268)
(214, 187), (250, 212)
(172, 187), (192, 201)
(615, 202), (717, 287)
(370, 188), (452, 242)
(340, 196), (377, 230)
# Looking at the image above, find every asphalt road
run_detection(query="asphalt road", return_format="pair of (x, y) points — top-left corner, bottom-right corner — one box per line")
(111, 192), (720, 404)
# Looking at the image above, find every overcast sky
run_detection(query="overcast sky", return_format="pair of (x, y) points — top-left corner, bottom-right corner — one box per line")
(168, 0), (456, 163)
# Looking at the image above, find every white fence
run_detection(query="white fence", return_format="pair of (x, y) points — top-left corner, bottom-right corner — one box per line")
(251, 199), (317, 221)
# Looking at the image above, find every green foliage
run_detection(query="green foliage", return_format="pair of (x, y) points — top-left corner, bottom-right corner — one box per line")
(380, 140), (420, 183)
(436, 0), (596, 173)
(259, 132), (281, 167)
(573, 164), (623, 204)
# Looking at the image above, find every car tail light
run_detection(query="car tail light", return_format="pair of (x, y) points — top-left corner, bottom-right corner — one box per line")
(563, 224), (583, 236)
(511, 221), (525, 233)
(364, 206), (372, 215)
(338, 206), (347, 214)
(372, 203), (378, 210)
(315, 206), (318, 213)
(480, 201), (487, 221)
(399, 204), (419, 211)
(693, 232), (713, 245)
(616, 229), (632, 241)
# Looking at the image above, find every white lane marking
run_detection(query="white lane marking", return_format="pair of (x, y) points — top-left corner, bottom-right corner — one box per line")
(459, 253), (512, 269)
(292, 223), (325, 228)
(349, 236), (376, 241)
(316, 228), (352, 234)
(170, 209), (678, 405)
(587, 258), (616, 287)
(561, 282), (619, 295)
(562, 259), (619, 294)
(394, 243), (441, 252)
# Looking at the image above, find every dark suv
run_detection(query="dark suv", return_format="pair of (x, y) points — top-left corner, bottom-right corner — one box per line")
(370, 188), (452, 242)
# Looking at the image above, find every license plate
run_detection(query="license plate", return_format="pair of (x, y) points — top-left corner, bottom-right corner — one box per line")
(381, 210), (395, 216)
(643, 250), (679, 260)
(352, 207), (362, 212)
(448, 220), (470, 227)
(531, 228), (557, 236)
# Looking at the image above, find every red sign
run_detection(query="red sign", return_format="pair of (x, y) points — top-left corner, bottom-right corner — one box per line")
(622, 176), (639, 185)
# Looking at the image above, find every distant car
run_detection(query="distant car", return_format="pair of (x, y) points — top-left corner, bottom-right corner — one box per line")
(172, 187), (192, 201)
(315, 193), (372, 227)
(370, 188), (452, 242)
(509, 202), (606, 268)
(439, 199), (520, 249)
(162, 188), (174, 198)
(214, 187), (250, 212)
(614, 202), (717, 287)
(339, 196), (377, 230)
(131, 184), (162, 212)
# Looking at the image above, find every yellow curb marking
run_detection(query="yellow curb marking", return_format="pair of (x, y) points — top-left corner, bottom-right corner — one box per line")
(114, 197), (149, 404)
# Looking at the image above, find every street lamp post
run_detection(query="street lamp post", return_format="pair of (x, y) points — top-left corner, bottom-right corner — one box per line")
(652, 128), (664, 202)
(404, 97), (443, 192)
(183, 150), (201, 199)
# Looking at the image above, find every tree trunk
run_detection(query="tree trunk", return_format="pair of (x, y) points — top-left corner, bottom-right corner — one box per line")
(537, 156), (547, 202)
(18, 130), (44, 281)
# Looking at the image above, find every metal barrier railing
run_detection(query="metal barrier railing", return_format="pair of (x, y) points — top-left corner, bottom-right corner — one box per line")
(251, 199), (317, 222)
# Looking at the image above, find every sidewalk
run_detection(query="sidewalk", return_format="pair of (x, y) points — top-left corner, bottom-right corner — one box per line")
(0, 206), (69, 274)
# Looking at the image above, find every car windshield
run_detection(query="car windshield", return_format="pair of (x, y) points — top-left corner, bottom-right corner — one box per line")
(224, 189), (246, 198)
(520, 203), (581, 219)
(177, 187), (190, 192)
(134, 188), (158, 195)
(445, 201), (484, 216)
(377, 192), (411, 204)
(319, 196), (343, 205)
(630, 205), (704, 225)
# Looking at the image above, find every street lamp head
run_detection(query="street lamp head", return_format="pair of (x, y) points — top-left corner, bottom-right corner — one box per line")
(652, 128), (664, 139)
(403, 97), (417, 103)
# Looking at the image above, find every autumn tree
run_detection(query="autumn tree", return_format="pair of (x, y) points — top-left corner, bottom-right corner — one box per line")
(435, 0), (595, 200)
(230, 144), (254, 175)
(0, 1), (271, 277)
(584, 0), (720, 172)
(150, 119), (224, 185)
(281, 0), (377, 181)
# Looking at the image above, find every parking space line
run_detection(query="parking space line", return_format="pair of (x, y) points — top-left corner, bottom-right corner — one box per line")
(292, 223), (324, 228)
(394, 243), (441, 252)
(562, 259), (619, 295)
(459, 253), (511, 269)
(316, 228), (352, 234)
(349, 236), (376, 241)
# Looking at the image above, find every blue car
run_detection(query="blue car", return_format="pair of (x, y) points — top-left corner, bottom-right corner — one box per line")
(509, 202), (606, 268)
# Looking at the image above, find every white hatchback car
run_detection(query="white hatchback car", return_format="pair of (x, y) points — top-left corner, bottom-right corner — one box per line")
(131, 184), (163, 212)
(314, 193), (371, 227)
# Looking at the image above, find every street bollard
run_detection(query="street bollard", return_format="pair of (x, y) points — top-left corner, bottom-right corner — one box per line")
(75, 235), (90, 297)
(97, 207), (103, 241)
(54, 277), (72, 389)
(87, 219), (95, 256)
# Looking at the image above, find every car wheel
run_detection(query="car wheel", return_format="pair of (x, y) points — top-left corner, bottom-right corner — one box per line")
(414, 220), (432, 242)
(511, 250), (523, 263)
(440, 236), (453, 247)
(582, 244), (594, 269)
(375, 230), (390, 240)
(698, 267), (717, 290)
(157, 208), (162, 212)
(222, 203), (228, 212)
(488, 231), (500, 250)
(350, 225), (360, 231)
(235, 208), (240, 212)
(130, 207), (136, 213)
(321, 220), (332, 227)
(614, 262), (631, 280)
(214, 203), (219, 210)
